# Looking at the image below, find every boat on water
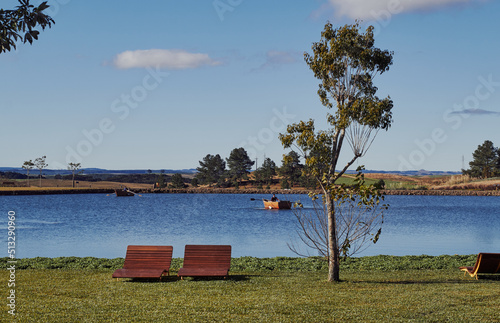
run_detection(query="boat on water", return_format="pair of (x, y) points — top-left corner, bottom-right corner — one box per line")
(263, 199), (292, 209)
(115, 189), (135, 197)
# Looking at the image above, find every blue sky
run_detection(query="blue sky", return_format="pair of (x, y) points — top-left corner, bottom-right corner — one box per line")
(2, 0), (499, 172)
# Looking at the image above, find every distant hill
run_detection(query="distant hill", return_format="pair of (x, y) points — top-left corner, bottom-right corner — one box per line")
(1, 167), (459, 177)
(344, 169), (461, 176)
(0, 167), (197, 176)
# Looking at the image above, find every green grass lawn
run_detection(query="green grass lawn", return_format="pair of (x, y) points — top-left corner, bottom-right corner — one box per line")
(2, 256), (499, 322)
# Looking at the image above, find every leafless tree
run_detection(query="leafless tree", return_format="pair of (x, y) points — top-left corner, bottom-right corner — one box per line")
(288, 173), (386, 260)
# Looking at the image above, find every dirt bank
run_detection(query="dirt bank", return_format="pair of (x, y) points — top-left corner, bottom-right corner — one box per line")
(1, 187), (499, 196)
(0, 188), (114, 195)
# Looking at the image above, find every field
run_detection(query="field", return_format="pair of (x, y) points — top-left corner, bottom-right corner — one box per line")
(1, 256), (499, 322)
(0, 179), (152, 191)
(1, 174), (500, 193)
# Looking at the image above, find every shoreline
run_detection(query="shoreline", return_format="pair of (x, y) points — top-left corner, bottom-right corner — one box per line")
(1, 187), (499, 196)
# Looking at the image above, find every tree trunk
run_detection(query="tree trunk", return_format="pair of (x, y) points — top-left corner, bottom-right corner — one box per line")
(326, 192), (340, 282)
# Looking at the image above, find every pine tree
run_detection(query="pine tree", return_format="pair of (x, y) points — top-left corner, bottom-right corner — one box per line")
(464, 140), (498, 178)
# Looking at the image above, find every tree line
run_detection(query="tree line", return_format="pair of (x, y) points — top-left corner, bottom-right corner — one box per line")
(193, 147), (317, 189)
(462, 140), (500, 178)
(17, 158), (189, 189)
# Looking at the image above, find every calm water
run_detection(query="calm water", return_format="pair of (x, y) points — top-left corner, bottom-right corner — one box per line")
(2, 194), (499, 258)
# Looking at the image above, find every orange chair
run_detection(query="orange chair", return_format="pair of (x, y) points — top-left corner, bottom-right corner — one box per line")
(112, 245), (173, 281)
(459, 253), (500, 279)
(178, 245), (231, 279)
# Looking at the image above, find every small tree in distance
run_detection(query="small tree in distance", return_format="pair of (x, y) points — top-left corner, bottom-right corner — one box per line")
(190, 178), (199, 188)
(463, 140), (499, 178)
(170, 173), (186, 189)
(279, 151), (302, 188)
(196, 154), (226, 187)
(34, 155), (47, 187)
(497, 147), (500, 172)
(226, 148), (254, 186)
(22, 160), (34, 187)
(67, 162), (83, 188)
(255, 157), (276, 189)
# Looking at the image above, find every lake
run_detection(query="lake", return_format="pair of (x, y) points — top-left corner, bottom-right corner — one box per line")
(2, 193), (499, 259)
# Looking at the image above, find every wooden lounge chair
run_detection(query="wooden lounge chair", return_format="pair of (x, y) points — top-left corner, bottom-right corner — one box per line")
(112, 245), (173, 281)
(459, 253), (500, 279)
(177, 245), (232, 279)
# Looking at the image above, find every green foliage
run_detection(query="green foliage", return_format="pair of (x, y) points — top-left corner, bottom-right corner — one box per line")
(0, 171), (27, 179)
(497, 147), (500, 170)
(254, 157), (276, 187)
(226, 147), (254, 183)
(0, 0), (54, 53)
(0, 254), (479, 271)
(299, 171), (317, 189)
(383, 181), (428, 190)
(373, 179), (385, 189)
(169, 173), (186, 188)
(280, 178), (290, 189)
(280, 21), (394, 187)
(21, 159), (34, 185)
(279, 151), (302, 187)
(463, 140), (499, 178)
(196, 154), (226, 186)
(0, 256), (124, 270)
(156, 173), (166, 188)
(303, 21), (393, 130)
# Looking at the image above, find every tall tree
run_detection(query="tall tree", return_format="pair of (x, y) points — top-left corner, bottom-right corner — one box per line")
(22, 159), (34, 187)
(34, 155), (47, 187)
(156, 173), (166, 188)
(497, 148), (500, 173)
(464, 140), (498, 178)
(255, 157), (276, 188)
(226, 148), (254, 185)
(67, 162), (82, 188)
(170, 173), (186, 189)
(280, 22), (394, 282)
(279, 151), (303, 188)
(0, 0), (54, 54)
(196, 154), (226, 186)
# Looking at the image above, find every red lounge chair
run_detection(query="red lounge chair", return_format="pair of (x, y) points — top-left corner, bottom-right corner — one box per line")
(459, 253), (500, 279)
(178, 245), (232, 279)
(112, 245), (173, 281)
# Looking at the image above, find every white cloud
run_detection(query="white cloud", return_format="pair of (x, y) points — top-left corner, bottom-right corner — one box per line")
(112, 49), (221, 70)
(266, 50), (298, 65)
(252, 50), (299, 71)
(450, 108), (500, 116)
(326, 0), (478, 20)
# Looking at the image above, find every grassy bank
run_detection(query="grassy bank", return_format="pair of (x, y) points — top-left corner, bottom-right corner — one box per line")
(1, 255), (499, 322)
